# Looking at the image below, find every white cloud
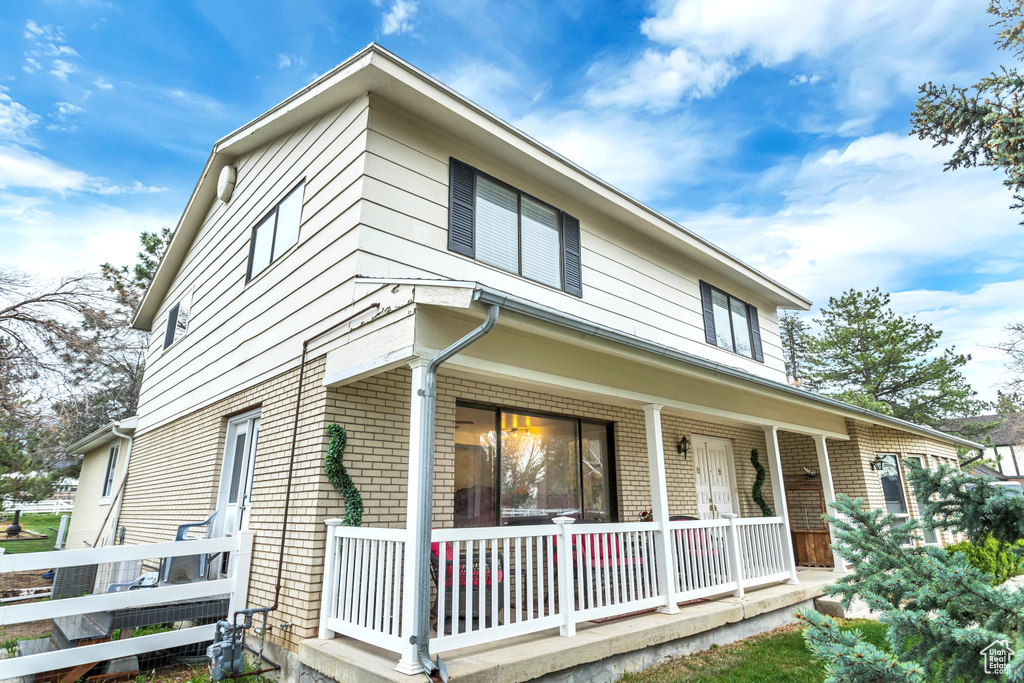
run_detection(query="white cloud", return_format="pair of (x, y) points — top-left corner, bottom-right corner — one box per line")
(93, 78), (114, 90)
(0, 145), (91, 194)
(514, 108), (711, 198)
(54, 101), (84, 119)
(586, 48), (737, 110)
(0, 89), (40, 144)
(789, 73), (821, 86)
(49, 59), (77, 81)
(438, 61), (537, 120)
(24, 20), (65, 44)
(0, 201), (176, 281)
(276, 53), (305, 69)
(678, 133), (1024, 400)
(0, 145), (168, 196)
(23, 57), (41, 74)
(590, 0), (982, 118)
(381, 0), (418, 35)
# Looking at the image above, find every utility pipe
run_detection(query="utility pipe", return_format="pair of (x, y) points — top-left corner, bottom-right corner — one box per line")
(411, 304), (500, 679)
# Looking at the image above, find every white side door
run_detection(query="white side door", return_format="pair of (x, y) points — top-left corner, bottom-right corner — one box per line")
(694, 437), (736, 519)
(216, 411), (260, 536)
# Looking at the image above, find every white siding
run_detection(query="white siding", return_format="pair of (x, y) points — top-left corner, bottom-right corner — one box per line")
(136, 95), (372, 433)
(357, 97), (787, 380)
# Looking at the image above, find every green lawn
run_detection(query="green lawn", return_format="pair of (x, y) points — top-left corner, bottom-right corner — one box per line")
(0, 512), (67, 555)
(618, 619), (893, 683)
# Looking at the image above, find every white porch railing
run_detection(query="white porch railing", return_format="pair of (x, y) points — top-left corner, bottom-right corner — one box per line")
(319, 515), (791, 661)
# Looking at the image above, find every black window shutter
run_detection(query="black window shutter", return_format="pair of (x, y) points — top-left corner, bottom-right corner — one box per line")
(561, 212), (583, 297)
(699, 281), (716, 345)
(448, 158), (475, 257)
(163, 303), (180, 350)
(747, 303), (764, 362)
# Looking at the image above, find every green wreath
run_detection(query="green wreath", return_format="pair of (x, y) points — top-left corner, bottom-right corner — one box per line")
(750, 449), (774, 517)
(325, 423), (362, 527)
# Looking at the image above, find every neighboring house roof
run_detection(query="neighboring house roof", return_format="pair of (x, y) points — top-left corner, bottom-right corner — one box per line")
(132, 43), (812, 331)
(67, 416), (139, 455)
(943, 412), (1024, 447)
(970, 463), (1007, 480)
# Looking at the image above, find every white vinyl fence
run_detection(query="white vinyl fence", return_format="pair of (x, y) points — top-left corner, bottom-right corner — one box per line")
(320, 515), (791, 658)
(0, 532), (252, 681)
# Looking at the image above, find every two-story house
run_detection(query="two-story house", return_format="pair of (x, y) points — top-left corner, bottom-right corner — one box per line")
(112, 44), (977, 682)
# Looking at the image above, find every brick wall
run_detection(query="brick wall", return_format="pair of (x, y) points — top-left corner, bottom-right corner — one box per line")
(120, 359), (962, 654)
(119, 356), (333, 652)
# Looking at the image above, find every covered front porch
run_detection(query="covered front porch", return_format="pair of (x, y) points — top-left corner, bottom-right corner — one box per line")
(310, 287), (856, 675)
(306, 567), (838, 683)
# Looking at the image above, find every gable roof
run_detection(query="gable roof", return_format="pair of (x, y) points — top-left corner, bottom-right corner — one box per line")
(132, 43), (812, 331)
(943, 412), (1024, 447)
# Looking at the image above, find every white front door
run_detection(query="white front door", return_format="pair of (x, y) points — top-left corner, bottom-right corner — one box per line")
(216, 411), (260, 536)
(694, 437), (736, 519)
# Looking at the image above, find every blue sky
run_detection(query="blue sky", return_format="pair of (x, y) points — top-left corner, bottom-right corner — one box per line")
(0, 0), (1021, 403)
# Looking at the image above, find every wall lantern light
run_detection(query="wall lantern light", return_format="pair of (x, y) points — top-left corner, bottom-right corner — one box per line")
(676, 436), (689, 459)
(871, 454), (888, 471)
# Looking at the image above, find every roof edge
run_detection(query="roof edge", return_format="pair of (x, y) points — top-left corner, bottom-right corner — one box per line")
(67, 416), (138, 455)
(468, 285), (981, 451)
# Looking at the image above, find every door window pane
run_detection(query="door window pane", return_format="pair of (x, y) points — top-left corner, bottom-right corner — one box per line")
(581, 422), (611, 522)
(520, 197), (560, 288)
(250, 213), (275, 277)
(711, 289), (734, 351)
(454, 406), (497, 528)
(273, 184), (303, 259)
(878, 454), (908, 514)
(227, 431), (247, 505)
(729, 298), (752, 358)
(475, 176), (519, 273)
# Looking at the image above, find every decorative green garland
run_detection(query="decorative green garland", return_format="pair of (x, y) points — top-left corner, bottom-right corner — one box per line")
(749, 449), (774, 517)
(325, 423), (362, 527)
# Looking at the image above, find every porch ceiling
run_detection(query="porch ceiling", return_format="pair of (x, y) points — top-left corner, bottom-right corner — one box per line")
(414, 306), (851, 439)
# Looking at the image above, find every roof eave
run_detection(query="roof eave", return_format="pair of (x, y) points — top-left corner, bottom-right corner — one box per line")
(132, 43), (811, 330)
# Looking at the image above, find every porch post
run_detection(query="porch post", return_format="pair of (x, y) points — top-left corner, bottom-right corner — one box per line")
(813, 435), (847, 573)
(762, 425), (800, 584)
(396, 359), (429, 675)
(643, 404), (680, 614)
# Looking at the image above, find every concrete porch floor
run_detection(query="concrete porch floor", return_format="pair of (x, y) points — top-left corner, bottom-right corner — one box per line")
(298, 568), (839, 683)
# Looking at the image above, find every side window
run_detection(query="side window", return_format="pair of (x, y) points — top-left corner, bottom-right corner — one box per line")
(906, 455), (939, 544)
(699, 281), (764, 362)
(101, 444), (120, 499)
(247, 181), (305, 281)
(877, 453), (912, 542)
(162, 287), (193, 350)
(447, 158), (583, 297)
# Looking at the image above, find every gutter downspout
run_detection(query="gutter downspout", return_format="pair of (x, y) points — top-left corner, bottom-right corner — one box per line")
(103, 423), (133, 547)
(412, 304), (500, 681)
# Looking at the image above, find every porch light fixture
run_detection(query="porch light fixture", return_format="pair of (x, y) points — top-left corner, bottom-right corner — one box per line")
(871, 454), (888, 471)
(676, 436), (689, 459)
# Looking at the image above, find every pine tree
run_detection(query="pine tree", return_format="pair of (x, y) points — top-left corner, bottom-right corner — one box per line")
(779, 312), (814, 387)
(799, 462), (1024, 682)
(809, 288), (983, 425)
(911, 1), (1024, 218)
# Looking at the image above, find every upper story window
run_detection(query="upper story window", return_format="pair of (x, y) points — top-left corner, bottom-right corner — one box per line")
(162, 287), (193, 350)
(247, 180), (305, 282)
(101, 443), (119, 499)
(699, 281), (764, 362)
(447, 158), (583, 297)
